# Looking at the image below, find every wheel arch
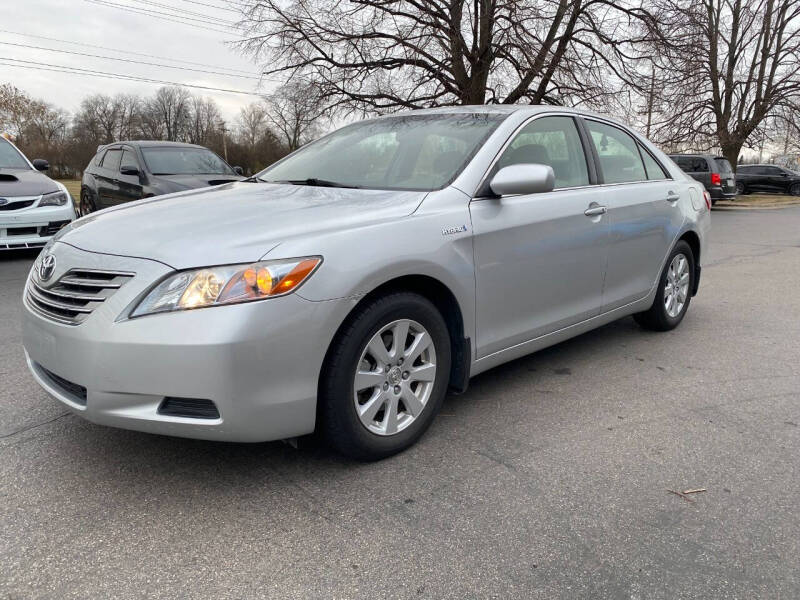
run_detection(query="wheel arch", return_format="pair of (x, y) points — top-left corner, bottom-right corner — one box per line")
(677, 230), (701, 296)
(321, 274), (471, 398)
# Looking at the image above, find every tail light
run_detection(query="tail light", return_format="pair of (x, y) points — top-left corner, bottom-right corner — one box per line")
(703, 190), (712, 210)
(710, 173), (721, 186)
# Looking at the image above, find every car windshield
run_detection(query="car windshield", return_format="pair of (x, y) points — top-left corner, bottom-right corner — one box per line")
(0, 138), (31, 169)
(141, 147), (234, 176)
(257, 113), (506, 191)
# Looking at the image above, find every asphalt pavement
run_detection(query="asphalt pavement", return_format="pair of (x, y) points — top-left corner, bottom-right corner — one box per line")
(2, 206), (799, 599)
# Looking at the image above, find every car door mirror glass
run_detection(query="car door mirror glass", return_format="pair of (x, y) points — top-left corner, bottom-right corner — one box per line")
(234, 166), (244, 175)
(489, 164), (555, 196)
(32, 158), (49, 171)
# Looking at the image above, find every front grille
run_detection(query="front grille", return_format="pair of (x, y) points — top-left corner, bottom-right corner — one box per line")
(158, 397), (220, 419)
(37, 364), (87, 405)
(26, 268), (135, 325)
(7, 227), (37, 236)
(0, 199), (35, 211)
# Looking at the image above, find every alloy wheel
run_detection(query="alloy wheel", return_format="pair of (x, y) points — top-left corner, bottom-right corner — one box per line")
(664, 253), (690, 318)
(353, 319), (437, 436)
(790, 183), (800, 197)
(735, 182), (745, 195)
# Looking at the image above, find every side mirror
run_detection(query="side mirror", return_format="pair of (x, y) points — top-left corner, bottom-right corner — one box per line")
(32, 159), (49, 171)
(120, 166), (140, 176)
(489, 164), (555, 196)
(233, 166), (244, 176)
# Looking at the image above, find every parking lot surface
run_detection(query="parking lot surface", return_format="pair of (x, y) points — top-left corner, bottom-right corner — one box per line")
(2, 206), (799, 599)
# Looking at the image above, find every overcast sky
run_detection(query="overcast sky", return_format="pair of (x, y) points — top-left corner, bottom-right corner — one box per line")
(3, 0), (269, 122)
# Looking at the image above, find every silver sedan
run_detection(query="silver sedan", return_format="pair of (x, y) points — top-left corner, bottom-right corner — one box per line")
(22, 106), (710, 460)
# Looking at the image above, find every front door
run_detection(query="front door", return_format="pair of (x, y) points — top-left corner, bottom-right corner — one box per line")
(470, 115), (610, 358)
(114, 149), (144, 205)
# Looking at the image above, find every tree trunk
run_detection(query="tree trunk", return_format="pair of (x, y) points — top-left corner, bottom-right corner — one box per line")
(721, 141), (742, 171)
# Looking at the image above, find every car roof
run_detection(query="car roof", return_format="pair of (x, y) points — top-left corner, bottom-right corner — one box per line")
(370, 105), (637, 134)
(97, 141), (207, 152)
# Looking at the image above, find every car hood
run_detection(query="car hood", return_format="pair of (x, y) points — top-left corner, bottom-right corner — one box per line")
(0, 168), (60, 196)
(57, 182), (428, 269)
(150, 173), (245, 191)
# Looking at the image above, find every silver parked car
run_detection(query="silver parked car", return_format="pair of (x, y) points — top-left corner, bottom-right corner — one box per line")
(22, 107), (710, 460)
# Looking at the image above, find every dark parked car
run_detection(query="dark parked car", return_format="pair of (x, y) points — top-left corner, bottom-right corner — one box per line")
(668, 154), (736, 205)
(735, 164), (800, 196)
(79, 141), (245, 215)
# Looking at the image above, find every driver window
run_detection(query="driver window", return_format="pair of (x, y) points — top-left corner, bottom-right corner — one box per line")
(120, 150), (139, 173)
(495, 116), (590, 189)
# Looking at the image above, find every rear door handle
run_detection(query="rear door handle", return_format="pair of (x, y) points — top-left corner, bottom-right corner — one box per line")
(584, 205), (607, 216)
(665, 193), (680, 203)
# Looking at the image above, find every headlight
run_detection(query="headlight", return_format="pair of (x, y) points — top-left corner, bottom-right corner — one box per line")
(39, 191), (69, 207)
(130, 256), (322, 317)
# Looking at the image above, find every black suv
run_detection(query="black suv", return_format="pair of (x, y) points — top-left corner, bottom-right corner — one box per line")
(668, 154), (736, 205)
(80, 141), (244, 215)
(735, 164), (800, 196)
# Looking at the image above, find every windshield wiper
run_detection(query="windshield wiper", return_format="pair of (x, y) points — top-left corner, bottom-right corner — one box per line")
(270, 178), (361, 189)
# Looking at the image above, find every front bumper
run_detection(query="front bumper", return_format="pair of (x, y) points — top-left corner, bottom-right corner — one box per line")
(22, 242), (356, 442)
(0, 204), (75, 250)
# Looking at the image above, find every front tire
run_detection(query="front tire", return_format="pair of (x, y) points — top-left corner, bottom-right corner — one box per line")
(319, 292), (451, 461)
(634, 240), (695, 332)
(79, 192), (96, 216)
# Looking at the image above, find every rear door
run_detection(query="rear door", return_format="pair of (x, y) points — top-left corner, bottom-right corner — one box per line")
(583, 119), (684, 311)
(470, 114), (609, 357)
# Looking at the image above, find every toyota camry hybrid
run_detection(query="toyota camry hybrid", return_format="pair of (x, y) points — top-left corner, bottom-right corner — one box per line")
(22, 107), (710, 460)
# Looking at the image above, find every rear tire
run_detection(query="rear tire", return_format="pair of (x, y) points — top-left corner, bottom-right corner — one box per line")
(735, 181), (745, 196)
(789, 183), (800, 196)
(319, 292), (451, 461)
(634, 240), (695, 332)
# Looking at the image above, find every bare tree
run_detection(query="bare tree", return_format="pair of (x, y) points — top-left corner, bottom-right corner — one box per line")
(187, 96), (222, 146)
(264, 82), (326, 150)
(647, 0), (800, 167)
(0, 83), (33, 138)
(237, 102), (268, 148)
(114, 94), (141, 140)
(237, 0), (657, 112)
(147, 86), (192, 141)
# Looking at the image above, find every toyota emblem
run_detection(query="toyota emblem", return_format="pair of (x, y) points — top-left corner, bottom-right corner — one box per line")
(39, 254), (56, 281)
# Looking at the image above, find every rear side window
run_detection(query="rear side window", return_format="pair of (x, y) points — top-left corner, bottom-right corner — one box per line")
(737, 165), (753, 173)
(715, 158), (733, 174)
(640, 147), (669, 180)
(585, 120), (647, 184)
(101, 148), (122, 171)
(672, 156), (708, 172)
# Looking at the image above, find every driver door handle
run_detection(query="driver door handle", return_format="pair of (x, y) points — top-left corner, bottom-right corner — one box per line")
(584, 205), (607, 216)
